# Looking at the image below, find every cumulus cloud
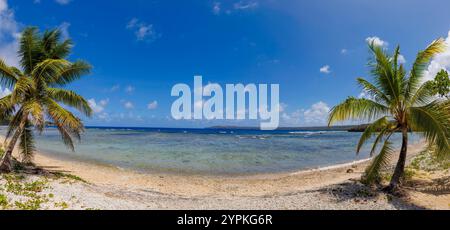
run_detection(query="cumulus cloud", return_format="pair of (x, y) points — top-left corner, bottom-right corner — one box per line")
(88, 99), (109, 114)
(0, 0), (21, 67)
(233, 1), (259, 10)
(212, 2), (221, 15)
(303, 101), (330, 125)
(398, 54), (406, 64)
(123, 101), (134, 109)
(147, 100), (158, 110)
(126, 18), (159, 42)
(0, 0), (7, 11)
(281, 101), (331, 126)
(366, 36), (388, 47)
(58, 21), (71, 40)
(423, 31), (450, 82)
(125, 85), (135, 93)
(212, 1), (259, 15)
(55, 0), (71, 5)
(320, 65), (331, 74)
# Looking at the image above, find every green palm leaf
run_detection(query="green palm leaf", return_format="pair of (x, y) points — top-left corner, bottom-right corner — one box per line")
(19, 122), (36, 164)
(47, 88), (93, 116)
(328, 97), (389, 126)
(362, 140), (394, 184)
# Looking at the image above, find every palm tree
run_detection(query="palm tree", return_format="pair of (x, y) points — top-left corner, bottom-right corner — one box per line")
(0, 27), (92, 172)
(328, 39), (450, 192)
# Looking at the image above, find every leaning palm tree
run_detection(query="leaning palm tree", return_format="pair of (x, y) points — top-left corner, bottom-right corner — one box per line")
(328, 39), (450, 192)
(0, 27), (92, 172)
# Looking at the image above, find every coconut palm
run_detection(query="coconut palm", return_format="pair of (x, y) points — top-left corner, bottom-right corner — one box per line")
(0, 27), (92, 172)
(328, 39), (450, 192)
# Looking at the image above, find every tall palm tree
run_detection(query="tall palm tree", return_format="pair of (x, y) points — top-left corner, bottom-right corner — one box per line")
(0, 27), (92, 172)
(328, 39), (450, 192)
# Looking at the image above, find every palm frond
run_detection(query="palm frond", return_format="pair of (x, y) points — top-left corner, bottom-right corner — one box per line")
(368, 44), (400, 103)
(409, 101), (450, 157)
(46, 99), (84, 132)
(31, 59), (71, 84)
(19, 27), (41, 74)
(41, 29), (73, 59)
(356, 116), (391, 154)
(47, 88), (92, 116)
(406, 38), (446, 100)
(11, 76), (34, 103)
(19, 122), (36, 164)
(362, 140), (394, 185)
(368, 127), (396, 157)
(357, 78), (391, 105)
(0, 59), (19, 88)
(409, 80), (437, 107)
(49, 60), (91, 86)
(49, 40), (73, 59)
(328, 97), (389, 126)
(22, 99), (45, 132)
(0, 95), (16, 120)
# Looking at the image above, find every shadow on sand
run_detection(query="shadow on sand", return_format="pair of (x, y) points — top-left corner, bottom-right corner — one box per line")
(316, 181), (427, 210)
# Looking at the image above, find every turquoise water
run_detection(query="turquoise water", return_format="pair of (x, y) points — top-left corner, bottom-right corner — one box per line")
(0, 127), (422, 175)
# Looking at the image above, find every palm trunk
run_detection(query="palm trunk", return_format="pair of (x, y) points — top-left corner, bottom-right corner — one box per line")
(0, 116), (27, 173)
(387, 128), (408, 192)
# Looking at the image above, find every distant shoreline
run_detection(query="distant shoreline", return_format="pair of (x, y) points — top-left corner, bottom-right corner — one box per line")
(1, 124), (368, 132)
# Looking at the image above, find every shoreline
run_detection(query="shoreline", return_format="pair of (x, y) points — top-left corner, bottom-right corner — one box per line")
(1, 135), (425, 196)
(2, 135), (442, 210)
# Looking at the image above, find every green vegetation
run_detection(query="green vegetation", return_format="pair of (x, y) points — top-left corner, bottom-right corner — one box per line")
(328, 39), (450, 192)
(411, 150), (450, 172)
(431, 69), (450, 98)
(0, 194), (8, 209)
(52, 172), (88, 184)
(0, 173), (85, 210)
(54, 201), (69, 210)
(0, 26), (93, 172)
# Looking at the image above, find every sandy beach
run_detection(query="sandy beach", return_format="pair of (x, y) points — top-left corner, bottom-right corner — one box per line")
(2, 134), (448, 210)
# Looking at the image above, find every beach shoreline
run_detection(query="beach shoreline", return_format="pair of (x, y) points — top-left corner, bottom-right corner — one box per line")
(2, 135), (446, 210)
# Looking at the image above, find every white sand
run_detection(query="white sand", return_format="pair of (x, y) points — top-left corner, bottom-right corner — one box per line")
(1, 136), (442, 210)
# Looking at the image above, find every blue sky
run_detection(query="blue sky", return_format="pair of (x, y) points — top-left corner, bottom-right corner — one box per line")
(1, 0), (450, 127)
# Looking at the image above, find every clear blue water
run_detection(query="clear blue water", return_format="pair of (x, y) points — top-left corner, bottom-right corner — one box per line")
(0, 127), (422, 175)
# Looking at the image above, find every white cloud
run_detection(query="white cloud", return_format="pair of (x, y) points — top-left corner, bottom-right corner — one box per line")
(55, 0), (71, 5)
(0, 0), (20, 67)
(212, 2), (221, 15)
(212, 1), (259, 15)
(358, 90), (375, 100)
(398, 54), (406, 64)
(423, 31), (450, 82)
(280, 101), (331, 126)
(126, 18), (158, 42)
(125, 85), (135, 93)
(303, 101), (330, 125)
(88, 99), (108, 114)
(124, 101), (134, 109)
(341, 49), (348, 54)
(58, 22), (71, 40)
(109, 84), (120, 92)
(366, 36), (388, 47)
(233, 1), (259, 10)
(320, 65), (331, 74)
(0, 0), (7, 12)
(147, 100), (158, 110)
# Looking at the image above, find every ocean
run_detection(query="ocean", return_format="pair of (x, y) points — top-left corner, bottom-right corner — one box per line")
(1, 127), (422, 175)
